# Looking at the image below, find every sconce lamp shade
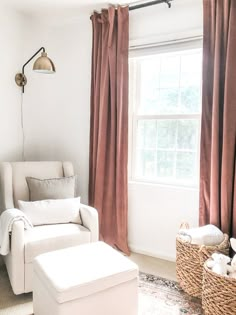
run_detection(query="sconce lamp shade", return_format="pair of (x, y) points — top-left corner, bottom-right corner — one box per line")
(33, 52), (56, 73)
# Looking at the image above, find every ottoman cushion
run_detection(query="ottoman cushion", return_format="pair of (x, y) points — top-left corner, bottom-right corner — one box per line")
(34, 241), (138, 304)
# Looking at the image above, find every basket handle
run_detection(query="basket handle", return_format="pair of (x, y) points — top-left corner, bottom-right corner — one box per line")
(179, 222), (190, 230)
(178, 222), (192, 243)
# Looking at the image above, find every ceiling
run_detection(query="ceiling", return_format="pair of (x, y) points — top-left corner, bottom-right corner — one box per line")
(2, 0), (140, 15)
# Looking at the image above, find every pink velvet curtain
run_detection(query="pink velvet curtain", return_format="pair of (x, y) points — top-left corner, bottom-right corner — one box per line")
(89, 6), (130, 254)
(200, 0), (236, 237)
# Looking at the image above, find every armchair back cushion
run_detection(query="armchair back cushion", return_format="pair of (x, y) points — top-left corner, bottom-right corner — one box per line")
(0, 161), (74, 214)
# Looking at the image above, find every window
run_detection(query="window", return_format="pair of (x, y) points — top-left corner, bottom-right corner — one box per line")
(129, 44), (202, 186)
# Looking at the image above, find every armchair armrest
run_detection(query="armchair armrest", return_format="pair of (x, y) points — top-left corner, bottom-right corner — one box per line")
(80, 204), (99, 242)
(4, 220), (25, 294)
(1, 208), (32, 294)
(0, 208), (32, 255)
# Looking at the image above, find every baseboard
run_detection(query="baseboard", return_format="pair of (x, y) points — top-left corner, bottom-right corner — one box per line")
(129, 244), (176, 262)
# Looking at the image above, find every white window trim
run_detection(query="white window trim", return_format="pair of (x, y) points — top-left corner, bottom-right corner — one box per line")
(128, 39), (202, 188)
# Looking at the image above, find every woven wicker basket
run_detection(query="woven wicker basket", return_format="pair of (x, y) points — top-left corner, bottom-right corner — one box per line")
(202, 262), (236, 314)
(176, 226), (229, 298)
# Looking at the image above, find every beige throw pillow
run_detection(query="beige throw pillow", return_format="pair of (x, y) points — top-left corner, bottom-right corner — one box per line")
(26, 176), (76, 201)
(18, 197), (82, 226)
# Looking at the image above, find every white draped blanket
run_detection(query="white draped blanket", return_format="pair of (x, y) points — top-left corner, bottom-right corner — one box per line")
(179, 224), (224, 246)
(0, 209), (33, 255)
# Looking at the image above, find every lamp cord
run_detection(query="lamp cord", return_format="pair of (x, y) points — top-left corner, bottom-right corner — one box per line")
(20, 91), (25, 161)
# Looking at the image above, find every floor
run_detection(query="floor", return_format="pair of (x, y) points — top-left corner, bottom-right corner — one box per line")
(0, 252), (176, 315)
(129, 252), (176, 281)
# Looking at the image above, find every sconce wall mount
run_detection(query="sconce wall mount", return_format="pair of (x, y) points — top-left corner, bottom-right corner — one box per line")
(15, 47), (55, 93)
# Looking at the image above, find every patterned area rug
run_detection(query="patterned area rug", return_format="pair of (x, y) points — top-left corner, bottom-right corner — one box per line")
(0, 266), (203, 315)
(139, 272), (203, 315)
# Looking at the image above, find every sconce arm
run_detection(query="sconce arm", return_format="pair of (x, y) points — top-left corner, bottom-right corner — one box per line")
(22, 47), (45, 74)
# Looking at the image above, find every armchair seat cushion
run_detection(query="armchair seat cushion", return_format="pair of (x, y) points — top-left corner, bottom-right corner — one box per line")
(24, 223), (90, 263)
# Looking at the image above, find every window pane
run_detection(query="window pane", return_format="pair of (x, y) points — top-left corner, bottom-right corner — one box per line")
(140, 59), (160, 114)
(139, 96), (160, 115)
(136, 149), (156, 178)
(157, 120), (177, 149)
(159, 73), (179, 88)
(176, 152), (196, 180)
(177, 120), (199, 150)
(156, 151), (175, 178)
(180, 86), (201, 113)
(181, 53), (202, 73)
(135, 49), (202, 115)
(160, 55), (180, 88)
(159, 88), (179, 113)
(180, 72), (201, 87)
(161, 55), (180, 73)
(137, 120), (157, 149)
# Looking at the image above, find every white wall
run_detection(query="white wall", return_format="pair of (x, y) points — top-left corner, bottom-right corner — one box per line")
(18, 0), (203, 261)
(129, 0), (203, 47)
(128, 0), (203, 260)
(0, 6), (28, 162)
(22, 16), (92, 203)
(0, 5), (31, 266)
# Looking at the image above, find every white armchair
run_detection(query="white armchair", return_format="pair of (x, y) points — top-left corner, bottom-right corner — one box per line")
(0, 161), (99, 295)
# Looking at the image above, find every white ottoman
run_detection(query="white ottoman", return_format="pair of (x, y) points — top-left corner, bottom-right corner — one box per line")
(33, 241), (138, 315)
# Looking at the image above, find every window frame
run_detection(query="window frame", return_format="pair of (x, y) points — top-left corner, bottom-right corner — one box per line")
(129, 40), (203, 188)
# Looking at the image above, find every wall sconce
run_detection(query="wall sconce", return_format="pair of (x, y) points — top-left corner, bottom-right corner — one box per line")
(15, 47), (56, 93)
(15, 47), (56, 161)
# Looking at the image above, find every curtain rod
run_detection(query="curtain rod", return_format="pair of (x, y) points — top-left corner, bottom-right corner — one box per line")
(129, 0), (173, 11)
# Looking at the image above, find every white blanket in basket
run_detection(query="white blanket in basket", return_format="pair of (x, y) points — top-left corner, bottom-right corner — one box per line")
(179, 224), (224, 246)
